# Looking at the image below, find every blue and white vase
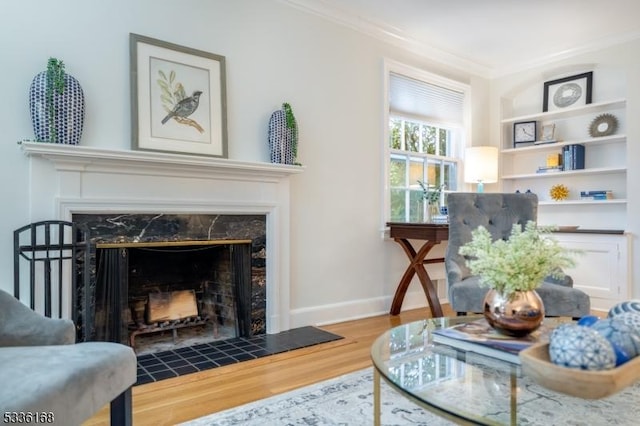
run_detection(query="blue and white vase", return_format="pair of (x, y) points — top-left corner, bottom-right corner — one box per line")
(29, 67), (85, 145)
(268, 102), (298, 165)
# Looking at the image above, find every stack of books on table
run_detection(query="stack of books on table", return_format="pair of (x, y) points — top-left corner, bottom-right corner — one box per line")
(431, 318), (552, 364)
(580, 190), (613, 200)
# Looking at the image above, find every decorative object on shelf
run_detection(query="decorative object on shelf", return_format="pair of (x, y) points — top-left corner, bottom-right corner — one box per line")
(557, 225), (580, 232)
(130, 33), (228, 158)
(29, 58), (85, 145)
(417, 180), (444, 222)
(589, 113), (619, 137)
(513, 121), (537, 146)
(546, 153), (562, 167)
(268, 102), (299, 165)
(464, 146), (498, 192)
(549, 183), (569, 201)
(543, 71), (593, 112)
(459, 221), (578, 336)
(541, 123), (556, 142)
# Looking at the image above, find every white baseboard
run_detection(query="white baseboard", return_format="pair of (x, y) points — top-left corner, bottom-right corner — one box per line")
(289, 288), (448, 329)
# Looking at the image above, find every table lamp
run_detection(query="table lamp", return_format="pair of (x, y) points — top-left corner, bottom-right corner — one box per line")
(464, 146), (498, 193)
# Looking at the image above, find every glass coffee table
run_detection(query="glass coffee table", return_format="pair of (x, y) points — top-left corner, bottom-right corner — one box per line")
(371, 316), (640, 425)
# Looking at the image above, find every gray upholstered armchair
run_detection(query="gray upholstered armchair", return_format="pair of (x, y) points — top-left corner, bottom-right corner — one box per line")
(0, 289), (137, 425)
(445, 192), (590, 317)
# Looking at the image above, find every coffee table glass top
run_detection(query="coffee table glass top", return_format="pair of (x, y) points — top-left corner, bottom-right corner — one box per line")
(371, 317), (640, 426)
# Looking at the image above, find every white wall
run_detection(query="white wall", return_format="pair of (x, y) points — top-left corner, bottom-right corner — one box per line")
(0, 0), (489, 326)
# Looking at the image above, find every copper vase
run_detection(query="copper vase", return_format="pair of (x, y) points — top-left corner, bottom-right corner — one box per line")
(483, 289), (545, 337)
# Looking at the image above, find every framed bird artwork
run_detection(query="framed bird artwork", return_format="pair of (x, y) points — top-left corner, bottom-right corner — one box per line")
(130, 33), (228, 158)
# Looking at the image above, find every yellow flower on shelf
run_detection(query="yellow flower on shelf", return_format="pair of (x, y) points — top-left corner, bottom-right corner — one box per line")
(550, 184), (569, 201)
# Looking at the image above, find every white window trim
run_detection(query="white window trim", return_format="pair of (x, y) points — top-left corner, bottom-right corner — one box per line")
(381, 59), (473, 232)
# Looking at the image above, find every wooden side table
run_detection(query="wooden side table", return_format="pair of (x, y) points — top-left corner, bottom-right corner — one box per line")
(386, 222), (449, 317)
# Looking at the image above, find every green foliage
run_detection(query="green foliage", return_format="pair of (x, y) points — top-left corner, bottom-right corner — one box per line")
(282, 102), (300, 165)
(389, 118), (401, 148)
(158, 69), (186, 112)
(45, 58), (65, 143)
(417, 180), (444, 205)
(47, 58), (65, 94)
(459, 221), (578, 296)
(283, 102), (296, 129)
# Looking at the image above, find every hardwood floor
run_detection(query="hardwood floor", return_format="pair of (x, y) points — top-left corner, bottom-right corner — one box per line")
(83, 305), (454, 425)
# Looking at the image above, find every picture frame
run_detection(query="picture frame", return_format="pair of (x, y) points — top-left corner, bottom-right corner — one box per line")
(543, 72), (592, 113)
(130, 33), (228, 158)
(541, 123), (556, 141)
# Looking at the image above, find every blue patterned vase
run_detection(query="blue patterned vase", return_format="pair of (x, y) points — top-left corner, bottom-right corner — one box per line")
(268, 103), (298, 164)
(29, 69), (85, 145)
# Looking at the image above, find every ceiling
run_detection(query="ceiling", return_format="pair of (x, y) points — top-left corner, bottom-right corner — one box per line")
(283, 0), (640, 77)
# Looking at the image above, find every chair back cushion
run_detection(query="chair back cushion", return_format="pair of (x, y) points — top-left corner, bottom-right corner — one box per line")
(0, 289), (75, 346)
(445, 192), (538, 283)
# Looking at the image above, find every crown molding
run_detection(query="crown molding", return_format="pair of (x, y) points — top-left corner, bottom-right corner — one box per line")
(280, 0), (640, 80)
(491, 30), (640, 78)
(279, 0), (492, 78)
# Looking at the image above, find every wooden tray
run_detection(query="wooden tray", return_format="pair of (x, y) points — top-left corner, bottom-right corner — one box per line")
(519, 343), (640, 399)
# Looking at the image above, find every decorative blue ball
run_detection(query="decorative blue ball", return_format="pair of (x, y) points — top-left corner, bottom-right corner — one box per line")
(608, 300), (640, 318)
(614, 311), (640, 333)
(612, 312), (640, 358)
(549, 324), (616, 370)
(590, 318), (639, 363)
(577, 315), (600, 327)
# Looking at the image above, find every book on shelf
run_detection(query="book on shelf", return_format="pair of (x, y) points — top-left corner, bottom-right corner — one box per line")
(536, 165), (563, 173)
(431, 317), (553, 365)
(580, 190), (614, 200)
(562, 144), (585, 171)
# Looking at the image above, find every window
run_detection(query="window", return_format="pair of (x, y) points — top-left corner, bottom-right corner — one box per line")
(384, 63), (470, 223)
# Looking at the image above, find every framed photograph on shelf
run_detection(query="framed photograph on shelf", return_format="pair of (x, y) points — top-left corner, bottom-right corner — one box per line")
(543, 72), (592, 113)
(541, 123), (556, 141)
(130, 33), (228, 158)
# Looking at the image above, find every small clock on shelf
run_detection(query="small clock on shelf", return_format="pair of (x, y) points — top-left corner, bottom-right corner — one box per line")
(514, 121), (537, 147)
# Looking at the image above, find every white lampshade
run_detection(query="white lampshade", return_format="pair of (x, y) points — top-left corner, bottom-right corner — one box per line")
(464, 146), (498, 192)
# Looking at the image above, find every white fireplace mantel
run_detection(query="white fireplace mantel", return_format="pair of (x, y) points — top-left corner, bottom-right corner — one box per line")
(21, 141), (303, 334)
(20, 141), (304, 181)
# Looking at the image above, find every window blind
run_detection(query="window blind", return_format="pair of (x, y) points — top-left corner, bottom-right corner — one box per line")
(389, 72), (464, 125)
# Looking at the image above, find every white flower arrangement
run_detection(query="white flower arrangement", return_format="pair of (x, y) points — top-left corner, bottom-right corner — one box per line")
(458, 221), (577, 296)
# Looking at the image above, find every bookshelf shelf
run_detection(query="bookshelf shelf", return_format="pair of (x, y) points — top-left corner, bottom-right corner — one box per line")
(502, 166), (626, 180)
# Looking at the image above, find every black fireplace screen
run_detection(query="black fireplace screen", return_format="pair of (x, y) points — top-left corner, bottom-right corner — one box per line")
(93, 242), (252, 346)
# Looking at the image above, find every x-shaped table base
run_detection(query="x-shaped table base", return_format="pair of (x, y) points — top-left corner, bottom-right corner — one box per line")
(387, 222), (448, 317)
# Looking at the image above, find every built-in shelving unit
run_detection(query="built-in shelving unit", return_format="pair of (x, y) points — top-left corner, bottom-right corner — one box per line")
(500, 96), (630, 310)
(500, 97), (627, 231)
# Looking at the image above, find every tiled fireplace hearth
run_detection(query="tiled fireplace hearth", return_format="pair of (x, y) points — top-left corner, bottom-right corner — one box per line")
(21, 142), (304, 339)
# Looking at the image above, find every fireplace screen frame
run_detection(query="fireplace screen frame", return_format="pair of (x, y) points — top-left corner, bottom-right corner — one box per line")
(93, 240), (252, 346)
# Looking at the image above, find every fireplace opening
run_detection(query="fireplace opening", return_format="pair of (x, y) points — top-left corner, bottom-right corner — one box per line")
(93, 240), (252, 355)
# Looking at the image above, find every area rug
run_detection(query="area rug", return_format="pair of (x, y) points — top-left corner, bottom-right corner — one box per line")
(178, 368), (454, 425)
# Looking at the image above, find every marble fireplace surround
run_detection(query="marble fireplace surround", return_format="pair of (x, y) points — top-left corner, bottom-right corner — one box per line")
(21, 142), (303, 335)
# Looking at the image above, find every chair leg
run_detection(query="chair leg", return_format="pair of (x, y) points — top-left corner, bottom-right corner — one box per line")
(110, 387), (132, 426)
